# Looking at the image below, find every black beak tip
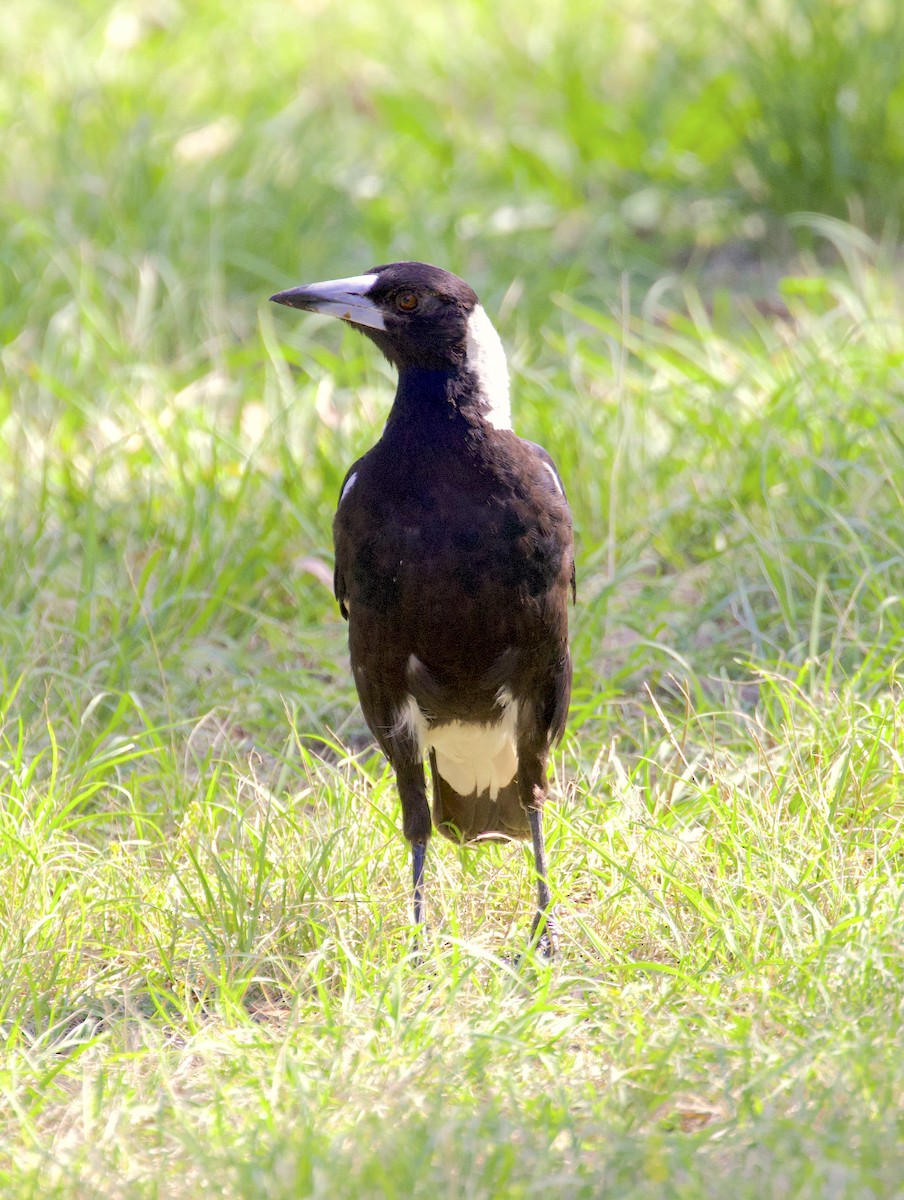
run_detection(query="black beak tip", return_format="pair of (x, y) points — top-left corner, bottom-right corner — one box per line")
(269, 290), (296, 308)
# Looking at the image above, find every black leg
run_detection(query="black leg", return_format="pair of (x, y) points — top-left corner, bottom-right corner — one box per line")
(527, 807), (559, 957)
(395, 760), (432, 930)
(412, 839), (427, 926)
(516, 740), (559, 958)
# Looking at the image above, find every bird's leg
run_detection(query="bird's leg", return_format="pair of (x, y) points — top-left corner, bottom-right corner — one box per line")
(517, 745), (559, 957)
(412, 839), (427, 927)
(527, 807), (559, 957)
(395, 760), (431, 933)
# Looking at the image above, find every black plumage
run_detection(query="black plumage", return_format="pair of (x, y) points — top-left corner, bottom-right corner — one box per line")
(271, 261), (574, 954)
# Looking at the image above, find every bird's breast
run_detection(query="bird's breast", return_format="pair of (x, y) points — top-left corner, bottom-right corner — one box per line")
(336, 445), (571, 680)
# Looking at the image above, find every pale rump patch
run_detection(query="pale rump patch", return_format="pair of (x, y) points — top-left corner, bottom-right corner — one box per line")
(465, 305), (511, 430)
(393, 692), (519, 800)
(393, 693), (425, 746)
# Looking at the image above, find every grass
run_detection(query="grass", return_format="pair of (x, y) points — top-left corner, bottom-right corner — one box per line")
(3, 0), (904, 1195)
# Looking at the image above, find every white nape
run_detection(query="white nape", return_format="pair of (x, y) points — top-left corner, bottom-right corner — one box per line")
(393, 692), (519, 800)
(465, 305), (512, 430)
(338, 471), (358, 504)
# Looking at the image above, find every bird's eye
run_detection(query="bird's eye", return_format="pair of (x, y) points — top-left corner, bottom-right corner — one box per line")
(396, 291), (419, 312)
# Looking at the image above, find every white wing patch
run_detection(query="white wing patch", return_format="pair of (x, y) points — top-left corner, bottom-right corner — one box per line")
(465, 305), (511, 431)
(393, 691), (519, 800)
(540, 460), (564, 497)
(339, 471), (358, 505)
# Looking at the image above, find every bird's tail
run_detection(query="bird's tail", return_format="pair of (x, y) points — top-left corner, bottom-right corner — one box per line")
(429, 752), (531, 843)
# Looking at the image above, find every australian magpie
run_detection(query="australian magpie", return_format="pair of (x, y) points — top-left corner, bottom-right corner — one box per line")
(270, 262), (574, 955)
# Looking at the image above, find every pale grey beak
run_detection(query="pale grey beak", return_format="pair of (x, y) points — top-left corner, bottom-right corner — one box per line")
(269, 272), (385, 331)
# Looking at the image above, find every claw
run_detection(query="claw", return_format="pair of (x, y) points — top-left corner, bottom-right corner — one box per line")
(529, 907), (560, 958)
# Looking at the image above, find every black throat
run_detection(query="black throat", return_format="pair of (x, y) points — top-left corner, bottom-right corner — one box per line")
(383, 364), (488, 441)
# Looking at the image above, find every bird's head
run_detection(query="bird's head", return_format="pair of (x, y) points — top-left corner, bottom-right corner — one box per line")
(270, 261), (510, 428)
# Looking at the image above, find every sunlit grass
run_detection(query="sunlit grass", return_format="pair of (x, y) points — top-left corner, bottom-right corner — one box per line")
(3, 0), (904, 1195)
(4, 229), (904, 1192)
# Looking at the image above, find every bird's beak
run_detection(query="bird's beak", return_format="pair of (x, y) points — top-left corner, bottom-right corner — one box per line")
(269, 273), (385, 331)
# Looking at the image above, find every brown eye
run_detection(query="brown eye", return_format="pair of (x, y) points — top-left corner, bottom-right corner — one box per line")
(396, 291), (419, 312)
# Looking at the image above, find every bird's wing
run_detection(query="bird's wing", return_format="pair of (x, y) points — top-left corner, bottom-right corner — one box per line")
(521, 439), (576, 604)
(541, 646), (573, 748)
(332, 462), (362, 620)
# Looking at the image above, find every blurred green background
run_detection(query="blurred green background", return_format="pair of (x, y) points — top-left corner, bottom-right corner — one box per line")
(7, 0), (904, 336)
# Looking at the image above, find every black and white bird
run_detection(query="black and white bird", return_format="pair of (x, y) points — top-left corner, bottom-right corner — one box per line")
(270, 262), (574, 954)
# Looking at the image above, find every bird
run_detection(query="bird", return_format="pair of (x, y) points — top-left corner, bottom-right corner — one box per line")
(270, 261), (574, 955)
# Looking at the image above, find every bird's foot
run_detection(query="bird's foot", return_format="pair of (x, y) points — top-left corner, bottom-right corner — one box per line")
(529, 907), (560, 959)
(408, 924), (430, 966)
